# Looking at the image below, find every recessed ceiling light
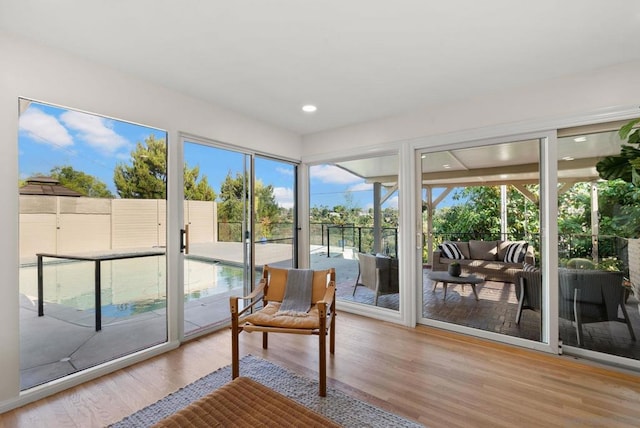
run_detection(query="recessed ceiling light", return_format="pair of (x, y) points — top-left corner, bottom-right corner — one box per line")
(302, 104), (317, 113)
(573, 136), (587, 142)
(442, 164), (451, 169)
(562, 156), (575, 161)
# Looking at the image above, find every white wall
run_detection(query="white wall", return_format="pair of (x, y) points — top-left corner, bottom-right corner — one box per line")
(0, 32), (300, 406)
(301, 59), (640, 156)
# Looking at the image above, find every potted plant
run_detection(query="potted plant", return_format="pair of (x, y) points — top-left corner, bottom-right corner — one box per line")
(448, 261), (462, 277)
(596, 117), (640, 185)
(596, 115), (640, 307)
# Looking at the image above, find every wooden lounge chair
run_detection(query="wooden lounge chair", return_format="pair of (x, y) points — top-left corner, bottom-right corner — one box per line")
(230, 265), (336, 396)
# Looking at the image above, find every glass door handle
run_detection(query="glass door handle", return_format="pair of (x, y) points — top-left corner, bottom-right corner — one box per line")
(180, 226), (189, 254)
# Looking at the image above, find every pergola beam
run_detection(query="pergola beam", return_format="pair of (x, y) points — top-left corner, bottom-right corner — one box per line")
(421, 157), (600, 183)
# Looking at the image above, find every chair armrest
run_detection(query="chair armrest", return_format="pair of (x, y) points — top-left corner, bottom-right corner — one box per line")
(431, 250), (447, 271)
(317, 283), (336, 318)
(244, 279), (266, 300)
(524, 246), (535, 266)
(229, 280), (266, 317)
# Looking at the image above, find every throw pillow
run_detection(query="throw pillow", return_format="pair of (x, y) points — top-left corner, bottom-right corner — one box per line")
(504, 242), (529, 263)
(440, 242), (464, 259)
(522, 262), (539, 272)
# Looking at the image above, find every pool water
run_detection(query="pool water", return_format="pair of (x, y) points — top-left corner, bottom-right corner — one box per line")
(20, 257), (244, 317)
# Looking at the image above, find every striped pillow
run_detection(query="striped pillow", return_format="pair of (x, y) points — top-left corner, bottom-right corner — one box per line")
(504, 242), (528, 263)
(439, 242), (464, 259)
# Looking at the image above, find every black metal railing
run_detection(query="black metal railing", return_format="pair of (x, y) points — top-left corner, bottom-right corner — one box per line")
(217, 222), (295, 243)
(311, 223), (398, 257)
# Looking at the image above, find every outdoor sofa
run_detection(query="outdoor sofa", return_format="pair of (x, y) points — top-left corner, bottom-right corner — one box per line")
(431, 240), (535, 284)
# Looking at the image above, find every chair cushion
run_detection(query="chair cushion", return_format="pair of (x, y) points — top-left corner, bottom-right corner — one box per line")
(469, 240), (498, 261)
(244, 302), (321, 329)
(456, 242), (470, 259)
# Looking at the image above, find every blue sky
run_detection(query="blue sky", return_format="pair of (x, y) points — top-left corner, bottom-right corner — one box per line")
(18, 100), (396, 210)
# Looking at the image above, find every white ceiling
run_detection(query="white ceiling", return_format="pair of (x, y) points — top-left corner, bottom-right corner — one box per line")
(2, 1), (640, 135)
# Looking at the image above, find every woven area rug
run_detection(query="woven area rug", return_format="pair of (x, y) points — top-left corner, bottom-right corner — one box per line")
(111, 355), (424, 427)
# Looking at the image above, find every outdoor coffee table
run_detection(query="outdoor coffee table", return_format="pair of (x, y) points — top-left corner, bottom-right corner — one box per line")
(427, 271), (484, 301)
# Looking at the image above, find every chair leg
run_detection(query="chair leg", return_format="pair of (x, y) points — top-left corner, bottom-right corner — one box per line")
(329, 314), (336, 355)
(352, 273), (360, 296)
(262, 332), (268, 349)
(574, 288), (584, 347)
(619, 302), (637, 341)
(319, 328), (327, 397)
(515, 282), (525, 324)
(231, 315), (240, 379)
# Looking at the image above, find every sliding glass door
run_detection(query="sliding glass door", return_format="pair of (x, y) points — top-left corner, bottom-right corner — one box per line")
(254, 156), (297, 270)
(309, 153), (400, 311)
(182, 142), (249, 335)
(18, 99), (168, 390)
(556, 126), (640, 362)
(419, 136), (548, 347)
(182, 139), (297, 336)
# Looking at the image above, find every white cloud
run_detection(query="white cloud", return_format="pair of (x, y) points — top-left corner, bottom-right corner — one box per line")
(274, 186), (294, 209)
(60, 110), (128, 155)
(19, 107), (73, 148)
(348, 182), (373, 192)
(365, 195), (399, 210)
(384, 195), (399, 209)
(310, 165), (361, 184)
(276, 166), (294, 176)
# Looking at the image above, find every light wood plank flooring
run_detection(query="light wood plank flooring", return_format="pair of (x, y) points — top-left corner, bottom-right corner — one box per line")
(2, 312), (640, 427)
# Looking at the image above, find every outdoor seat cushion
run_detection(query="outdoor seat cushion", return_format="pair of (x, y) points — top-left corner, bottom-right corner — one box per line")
(469, 240), (498, 261)
(243, 302), (320, 329)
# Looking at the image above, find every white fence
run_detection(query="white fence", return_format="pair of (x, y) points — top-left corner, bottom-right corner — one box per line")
(19, 196), (217, 262)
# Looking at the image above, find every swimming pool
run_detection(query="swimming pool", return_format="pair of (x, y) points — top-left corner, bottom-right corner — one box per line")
(20, 256), (244, 318)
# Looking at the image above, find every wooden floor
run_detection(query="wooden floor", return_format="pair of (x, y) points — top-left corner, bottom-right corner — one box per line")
(2, 312), (640, 427)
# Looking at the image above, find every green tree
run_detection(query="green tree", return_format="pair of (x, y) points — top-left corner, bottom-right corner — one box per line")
(256, 183), (280, 238)
(114, 136), (166, 199)
(218, 171), (248, 222)
(184, 165), (216, 201)
(217, 171), (281, 239)
(51, 165), (114, 198)
(432, 187), (502, 240)
(114, 135), (215, 200)
(598, 179), (640, 238)
(431, 185), (540, 242)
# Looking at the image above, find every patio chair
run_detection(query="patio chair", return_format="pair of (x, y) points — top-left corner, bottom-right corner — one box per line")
(515, 268), (543, 325)
(352, 252), (399, 305)
(230, 265), (336, 396)
(559, 269), (636, 347)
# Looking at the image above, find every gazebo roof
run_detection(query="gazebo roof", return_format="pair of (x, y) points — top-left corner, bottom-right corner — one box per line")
(19, 176), (83, 197)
